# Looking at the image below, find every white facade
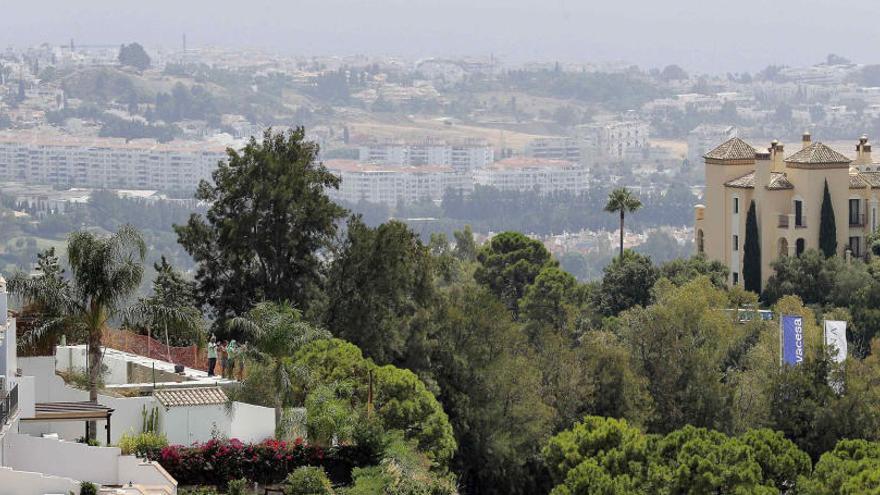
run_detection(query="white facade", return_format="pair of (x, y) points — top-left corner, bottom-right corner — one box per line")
(327, 160), (472, 205)
(358, 139), (493, 171)
(524, 137), (582, 162)
(0, 131), (227, 191)
(577, 121), (649, 161)
(473, 158), (590, 194)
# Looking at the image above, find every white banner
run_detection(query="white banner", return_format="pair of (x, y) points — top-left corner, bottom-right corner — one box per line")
(824, 320), (848, 363)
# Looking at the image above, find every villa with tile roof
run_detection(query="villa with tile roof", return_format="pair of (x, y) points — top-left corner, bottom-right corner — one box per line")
(695, 133), (880, 290)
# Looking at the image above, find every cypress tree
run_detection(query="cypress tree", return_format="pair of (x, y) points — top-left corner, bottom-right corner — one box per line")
(743, 200), (761, 293)
(819, 179), (837, 257)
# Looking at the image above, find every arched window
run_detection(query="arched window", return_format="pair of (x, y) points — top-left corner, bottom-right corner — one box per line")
(778, 238), (789, 258)
(796, 238), (806, 257)
(697, 229), (704, 254)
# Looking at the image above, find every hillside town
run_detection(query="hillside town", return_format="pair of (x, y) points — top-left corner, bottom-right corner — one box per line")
(5, 2), (880, 493)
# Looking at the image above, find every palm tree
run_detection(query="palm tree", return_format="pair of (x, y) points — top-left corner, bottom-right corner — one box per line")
(604, 188), (643, 258)
(228, 301), (330, 431)
(9, 226), (146, 441)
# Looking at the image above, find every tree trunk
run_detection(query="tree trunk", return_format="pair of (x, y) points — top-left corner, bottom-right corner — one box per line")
(619, 211), (625, 258)
(87, 327), (101, 442)
(164, 321), (172, 363)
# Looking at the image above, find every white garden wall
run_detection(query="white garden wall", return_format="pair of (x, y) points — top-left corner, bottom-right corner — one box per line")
(0, 466), (80, 495)
(230, 401), (275, 442)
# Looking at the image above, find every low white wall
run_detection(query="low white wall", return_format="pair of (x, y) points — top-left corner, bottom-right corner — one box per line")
(4, 432), (120, 484)
(231, 401), (275, 443)
(58, 346), (128, 384)
(0, 466), (80, 495)
(118, 456), (178, 494)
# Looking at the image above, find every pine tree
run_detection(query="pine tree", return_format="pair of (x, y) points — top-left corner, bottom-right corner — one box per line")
(819, 179), (837, 257)
(743, 200), (761, 293)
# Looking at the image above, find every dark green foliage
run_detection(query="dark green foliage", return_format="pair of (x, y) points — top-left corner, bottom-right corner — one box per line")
(743, 200), (762, 293)
(820, 179), (838, 257)
(519, 266), (579, 334)
(762, 249), (842, 305)
(175, 128), (346, 322)
(543, 417), (811, 495)
(118, 43), (151, 70)
(658, 254), (729, 287)
(474, 231), (556, 313)
(619, 278), (735, 433)
(324, 217), (434, 365)
(427, 285), (553, 495)
(596, 250), (658, 316)
(80, 481), (98, 495)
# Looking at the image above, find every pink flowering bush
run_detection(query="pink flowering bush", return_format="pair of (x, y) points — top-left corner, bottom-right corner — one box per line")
(157, 437), (367, 485)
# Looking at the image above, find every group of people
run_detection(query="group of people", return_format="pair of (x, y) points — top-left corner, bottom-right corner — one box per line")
(206, 336), (245, 380)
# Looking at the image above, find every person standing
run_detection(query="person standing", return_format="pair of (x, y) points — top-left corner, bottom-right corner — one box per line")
(207, 336), (218, 377)
(219, 340), (229, 379)
(226, 339), (238, 380)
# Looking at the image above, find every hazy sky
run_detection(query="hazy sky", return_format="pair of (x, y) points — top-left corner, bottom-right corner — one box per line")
(4, 0), (879, 73)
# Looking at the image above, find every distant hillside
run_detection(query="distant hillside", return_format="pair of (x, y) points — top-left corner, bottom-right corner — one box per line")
(61, 67), (159, 103)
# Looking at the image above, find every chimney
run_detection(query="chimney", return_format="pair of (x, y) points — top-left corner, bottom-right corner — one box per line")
(856, 135), (871, 167)
(755, 146), (771, 205)
(802, 131), (811, 149)
(770, 140), (785, 173)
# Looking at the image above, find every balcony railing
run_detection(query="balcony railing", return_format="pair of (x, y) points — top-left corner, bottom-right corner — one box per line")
(850, 213), (866, 227)
(0, 384), (18, 426)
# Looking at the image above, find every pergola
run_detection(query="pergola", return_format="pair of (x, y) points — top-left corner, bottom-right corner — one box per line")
(20, 401), (115, 445)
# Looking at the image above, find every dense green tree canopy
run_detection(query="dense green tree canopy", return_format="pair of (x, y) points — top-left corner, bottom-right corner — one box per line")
(324, 217), (434, 365)
(118, 43), (151, 70)
(596, 250), (658, 316)
(543, 416), (810, 495)
(474, 231), (556, 313)
(176, 128), (346, 324)
(293, 338), (457, 467)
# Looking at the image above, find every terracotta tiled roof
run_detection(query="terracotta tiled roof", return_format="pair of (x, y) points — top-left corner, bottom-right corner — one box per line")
(857, 172), (880, 187)
(785, 142), (851, 165)
(724, 171), (756, 188)
(724, 171), (793, 190)
(703, 137), (757, 161)
(154, 387), (228, 407)
(850, 174), (869, 189)
(767, 173), (794, 190)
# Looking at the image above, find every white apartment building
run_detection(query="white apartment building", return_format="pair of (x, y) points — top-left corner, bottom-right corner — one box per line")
(524, 137), (582, 162)
(326, 160), (472, 205)
(472, 157), (589, 194)
(577, 121), (649, 162)
(357, 139), (493, 171)
(0, 131), (228, 191)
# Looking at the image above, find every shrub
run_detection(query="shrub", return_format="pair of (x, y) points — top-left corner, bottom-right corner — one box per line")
(80, 481), (98, 495)
(157, 437), (366, 486)
(284, 466), (334, 495)
(119, 431), (168, 459)
(227, 478), (249, 495)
